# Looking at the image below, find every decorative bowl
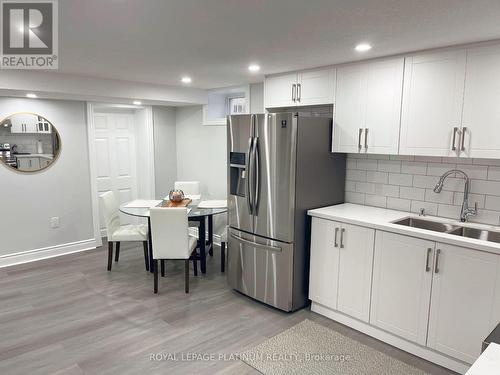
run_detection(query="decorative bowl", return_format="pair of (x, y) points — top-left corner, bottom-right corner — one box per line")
(168, 189), (185, 203)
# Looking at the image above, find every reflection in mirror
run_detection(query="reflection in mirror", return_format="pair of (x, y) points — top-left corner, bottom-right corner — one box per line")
(0, 113), (61, 173)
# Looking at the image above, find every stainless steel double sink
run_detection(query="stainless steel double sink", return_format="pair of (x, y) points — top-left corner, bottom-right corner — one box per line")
(392, 217), (500, 245)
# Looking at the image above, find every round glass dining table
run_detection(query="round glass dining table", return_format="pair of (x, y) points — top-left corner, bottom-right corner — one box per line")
(120, 200), (227, 274)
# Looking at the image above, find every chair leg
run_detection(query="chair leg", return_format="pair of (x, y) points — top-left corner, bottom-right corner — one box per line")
(221, 242), (226, 273)
(185, 260), (189, 293)
(114, 241), (121, 262)
(193, 256), (198, 276)
(161, 260), (165, 277)
(143, 241), (149, 271)
(153, 260), (159, 294)
(107, 241), (113, 271)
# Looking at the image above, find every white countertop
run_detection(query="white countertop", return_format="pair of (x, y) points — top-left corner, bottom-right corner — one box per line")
(15, 153), (54, 160)
(308, 203), (500, 255)
(466, 343), (500, 375)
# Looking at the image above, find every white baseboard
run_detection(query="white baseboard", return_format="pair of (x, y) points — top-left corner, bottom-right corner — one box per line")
(311, 302), (470, 375)
(0, 238), (98, 269)
(188, 228), (223, 246)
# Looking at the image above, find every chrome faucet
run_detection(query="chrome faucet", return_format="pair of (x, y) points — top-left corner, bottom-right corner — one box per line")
(433, 169), (477, 222)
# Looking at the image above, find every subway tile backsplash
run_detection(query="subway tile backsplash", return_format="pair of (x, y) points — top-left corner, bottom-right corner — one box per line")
(345, 154), (500, 226)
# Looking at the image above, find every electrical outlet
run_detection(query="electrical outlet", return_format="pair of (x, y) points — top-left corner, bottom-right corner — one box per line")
(50, 217), (59, 229)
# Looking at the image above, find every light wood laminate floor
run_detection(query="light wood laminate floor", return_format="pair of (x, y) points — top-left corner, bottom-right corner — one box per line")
(0, 240), (457, 375)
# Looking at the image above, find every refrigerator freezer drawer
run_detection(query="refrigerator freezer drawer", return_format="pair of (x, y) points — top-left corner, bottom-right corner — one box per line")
(227, 228), (294, 311)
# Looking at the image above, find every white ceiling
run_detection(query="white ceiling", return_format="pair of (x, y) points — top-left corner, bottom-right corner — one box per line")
(57, 0), (500, 89)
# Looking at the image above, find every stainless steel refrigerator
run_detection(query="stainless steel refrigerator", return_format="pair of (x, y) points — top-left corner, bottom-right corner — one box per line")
(227, 112), (346, 311)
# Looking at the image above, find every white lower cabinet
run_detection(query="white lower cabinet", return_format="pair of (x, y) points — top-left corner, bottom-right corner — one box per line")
(17, 157), (40, 171)
(427, 243), (500, 363)
(309, 217), (339, 309)
(370, 231), (434, 346)
(310, 218), (500, 369)
(309, 217), (374, 322)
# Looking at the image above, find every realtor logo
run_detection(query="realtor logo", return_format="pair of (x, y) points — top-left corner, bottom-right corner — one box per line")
(1, 0), (58, 69)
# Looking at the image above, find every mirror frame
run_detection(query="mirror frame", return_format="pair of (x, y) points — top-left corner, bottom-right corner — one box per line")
(0, 112), (62, 174)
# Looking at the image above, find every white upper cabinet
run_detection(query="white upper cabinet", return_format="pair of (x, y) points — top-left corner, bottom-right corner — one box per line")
(264, 67), (334, 108)
(427, 243), (500, 364)
(296, 67), (335, 106)
(264, 72), (298, 108)
(333, 57), (403, 154)
(371, 231), (434, 345)
(400, 49), (466, 156)
(461, 43), (500, 158)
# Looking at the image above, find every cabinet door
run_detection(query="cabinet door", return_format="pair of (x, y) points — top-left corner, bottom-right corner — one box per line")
(400, 50), (466, 156)
(371, 231), (434, 345)
(297, 67), (335, 106)
(264, 72), (297, 108)
(309, 217), (340, 309)
(333, 64), (367, 153)
(461, 44), (500, 158)
(336, 223), (375, 322)
(17, 157), (40, 171)
(427, 243), (500, 364)
(365, 58), (404, 154)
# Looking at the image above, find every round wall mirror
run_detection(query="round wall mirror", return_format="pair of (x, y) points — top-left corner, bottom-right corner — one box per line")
(0, 113), (61, 173)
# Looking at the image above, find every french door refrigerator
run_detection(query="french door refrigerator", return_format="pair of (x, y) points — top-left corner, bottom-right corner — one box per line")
(227, 112), (346, 311)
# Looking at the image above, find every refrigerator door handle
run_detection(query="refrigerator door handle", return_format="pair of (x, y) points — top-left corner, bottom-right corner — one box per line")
(230, 232), (282, 252)
(246, 137), (255, 214)
(253, 136), (260, 214)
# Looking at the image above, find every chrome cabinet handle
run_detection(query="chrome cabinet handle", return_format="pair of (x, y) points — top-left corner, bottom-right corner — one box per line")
(364, 128), (369, 150)
(435, 249), (441, 273)
(425, 248), (432, 272)
(358, 128), (363, 151)
(297, 83), (301, 102)
(461, 127), (467, 152)
(292, 84), (296, 102)
(340, 228), (345, 248)
(334, 227), (339, 247)
(451, 127), (458, 151)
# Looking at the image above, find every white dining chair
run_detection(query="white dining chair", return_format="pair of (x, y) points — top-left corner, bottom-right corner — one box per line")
(150, 207), (198, 294)
(174, 181), (201, 200)
(100, 191), (149, 272)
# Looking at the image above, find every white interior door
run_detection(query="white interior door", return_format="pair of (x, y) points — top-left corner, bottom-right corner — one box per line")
(399, 50), (466, 156)
(461, 43), (500, 158)
(370, 231), (434, 345)
(94, 110), (138, 230)
(427, 243), (500, 364)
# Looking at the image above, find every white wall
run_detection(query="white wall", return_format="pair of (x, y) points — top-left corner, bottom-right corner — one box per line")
(0, 98), (94, 257)
(153, 106), (177, 199)
(175, 106), (227, 199)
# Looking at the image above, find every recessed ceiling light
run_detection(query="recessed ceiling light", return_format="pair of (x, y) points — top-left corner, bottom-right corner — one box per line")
(181, 76), (192, 84)
(355, 43), (372, 52)
(248, 64), (260, 72)
(26, 93), (37, 98)
(133, 100), (142, 105)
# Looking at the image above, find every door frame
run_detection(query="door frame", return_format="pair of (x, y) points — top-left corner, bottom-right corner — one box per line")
(86, 102), (156, 246)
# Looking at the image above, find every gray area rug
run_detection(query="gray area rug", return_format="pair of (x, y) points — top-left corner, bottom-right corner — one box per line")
(240, 319), (428, 375)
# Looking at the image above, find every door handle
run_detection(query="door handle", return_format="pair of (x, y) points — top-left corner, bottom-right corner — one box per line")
(230, 232), (282, 252)
(340, 228), (345, 248)
(358, 128), (363, 151)
(364, 128), (369, 150)
(246, 137), (254, 214)
(461, 127), (467, 152)
(334, 227), (339, 247)
(292, 84), (296, 102)
(253, 136), (260, 215)
(425, 247), (432, 272)
(451, 127), (458, 151)
(435, 249), (441, 273)
(297, 83), (301, 102)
